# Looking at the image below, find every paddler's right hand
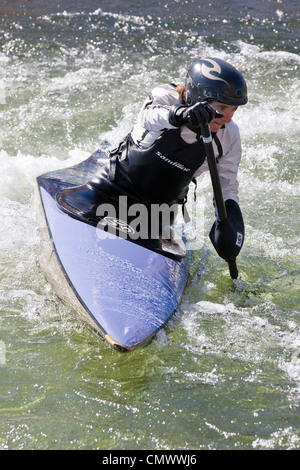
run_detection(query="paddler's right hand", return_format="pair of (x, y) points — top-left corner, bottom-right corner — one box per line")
(169, 102), (223, 127)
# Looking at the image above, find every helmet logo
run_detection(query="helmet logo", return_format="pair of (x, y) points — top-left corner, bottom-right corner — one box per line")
(201, 58), (229, 86)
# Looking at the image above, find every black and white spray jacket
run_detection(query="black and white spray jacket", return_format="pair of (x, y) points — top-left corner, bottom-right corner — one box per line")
(114, 84), (243, 206)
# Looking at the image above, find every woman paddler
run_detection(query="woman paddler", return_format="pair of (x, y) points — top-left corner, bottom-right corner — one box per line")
(56, 57), (248, 272)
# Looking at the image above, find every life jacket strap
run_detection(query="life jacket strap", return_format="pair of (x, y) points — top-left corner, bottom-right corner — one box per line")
(108, 134), (130, 181)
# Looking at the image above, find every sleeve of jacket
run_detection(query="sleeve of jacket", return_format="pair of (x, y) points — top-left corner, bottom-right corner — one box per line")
(217, 122), (242, 204)
(138, 84), (181, 131)
(195, 121), (242, 204)
(131, 84), (182, 147)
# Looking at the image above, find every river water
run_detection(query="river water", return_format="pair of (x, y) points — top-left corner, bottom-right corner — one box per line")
(0, 0), (299, 450)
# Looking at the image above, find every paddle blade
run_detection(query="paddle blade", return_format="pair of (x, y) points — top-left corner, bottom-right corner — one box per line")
(228, 260), (239, 280)
(209, 199), (244, 264)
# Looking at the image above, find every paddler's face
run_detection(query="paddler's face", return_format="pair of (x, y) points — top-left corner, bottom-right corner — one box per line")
(209, 101), (239, 132)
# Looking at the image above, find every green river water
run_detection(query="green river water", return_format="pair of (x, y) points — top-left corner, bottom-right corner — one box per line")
(0, 0), (299, 450)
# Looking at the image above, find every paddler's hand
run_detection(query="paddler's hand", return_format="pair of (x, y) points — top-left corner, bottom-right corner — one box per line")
(169, 102), (223, 127)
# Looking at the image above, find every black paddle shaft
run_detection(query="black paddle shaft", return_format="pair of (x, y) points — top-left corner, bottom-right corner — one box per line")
(200, 123), (227, 222)
(200, 122), (239, 279)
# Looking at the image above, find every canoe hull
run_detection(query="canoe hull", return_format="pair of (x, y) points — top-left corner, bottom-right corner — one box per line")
(36, 150), (189, 351)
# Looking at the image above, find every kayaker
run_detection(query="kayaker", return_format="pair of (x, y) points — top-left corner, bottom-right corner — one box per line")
(57, 57), (247, 265)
